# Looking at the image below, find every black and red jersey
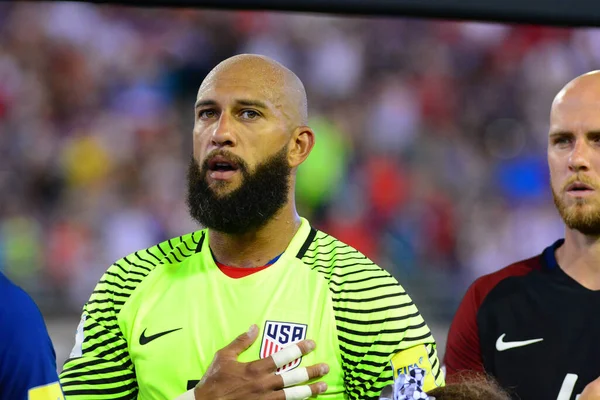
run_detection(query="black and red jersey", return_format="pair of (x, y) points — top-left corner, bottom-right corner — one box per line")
(444, 239), (600, 400)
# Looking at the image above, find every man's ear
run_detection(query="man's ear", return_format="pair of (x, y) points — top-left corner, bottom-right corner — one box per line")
(288, 126), (315, 168)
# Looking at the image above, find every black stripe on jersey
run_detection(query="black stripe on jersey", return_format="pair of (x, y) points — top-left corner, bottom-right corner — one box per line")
(134, 251), (157, 267)
(399, 331), (434, 342)
(123, 257), (153, 273)
(96, 343), (131, 361)
(333, 291), (407, 304)
(60, 358), (118, 375)
(336, 320), (427, 337)
(312, 262), (378, 272)
(110, 392), (139, 400)
(328, 282), (399, 295)
(147, 248), (162, 263)
(169, 251), (183, 263)
(63, 381), (138, 396)
(92, 288), (132, 299)
(65, 391), (137, 400)
(296, 227), (318, 258)
(156, 243), (167, 256)
(83, 304), (120, 315)
(182, 237), (195, 253)
(340, 353), (370, 369)
(174, 245), (187, 261)
(341, 352), (381, 370)
(94, 315), (119, 324)
(64, 391), (139, 400)
(113, 262), (148, 278)
(61, 359), (133, 378)
(86, 298), (124, 307)
(81, 337), (124, 357)
(352, 368), (384, 390)
(333, 300), (414, 314)
(344, 355), (391, 370)
(111, 262), (128, 275)
(361, 375), (397, 397)
(311, 247), (363, 259)
(427, 343), (435, 359)
(96, 278), (140, 292)
(335, 310), (422, 325)
(61, 372), (137, 387)
(338, 335), (411, 349)
(305, 238), (337, 253)
(346, 365), (380, 380)
(195, 231), (206, 253)
(83, 323), (120, 340)
(349, 368), (384, 385)
(431, 356), (440, 377)
(312, 260), (373, 271)
(83, 336), (128, 357)
(320, 266), (387, 280)
(341, 343), (419, 359)
(330, 274), (392, 287)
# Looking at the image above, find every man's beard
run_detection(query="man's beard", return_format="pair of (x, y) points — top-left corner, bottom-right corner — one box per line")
(552, 178), (600, 236)
(186, 145), (291, 235)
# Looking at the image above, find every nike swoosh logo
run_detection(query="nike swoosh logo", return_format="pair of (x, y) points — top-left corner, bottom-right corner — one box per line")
(496, 333), (544, 351)
(139, 328), (182, 345)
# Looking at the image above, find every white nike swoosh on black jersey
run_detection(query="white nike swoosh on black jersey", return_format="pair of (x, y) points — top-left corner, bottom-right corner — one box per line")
(496, 333), (544, 351)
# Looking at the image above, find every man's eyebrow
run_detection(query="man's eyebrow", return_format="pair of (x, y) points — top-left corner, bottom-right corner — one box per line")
(195, 99), (217, 109)
(549, 131), (573, 137)
(235, 99), (268, 109)
(194, 99), (269, 110)
(550, 130), (600, 137)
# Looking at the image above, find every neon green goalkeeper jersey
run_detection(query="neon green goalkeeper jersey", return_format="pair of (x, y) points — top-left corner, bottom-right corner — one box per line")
(60, 218), (444, 399)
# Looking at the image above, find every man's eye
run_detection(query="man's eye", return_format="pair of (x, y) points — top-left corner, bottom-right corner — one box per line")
(554, 137), (571, 146)
(240, 110), (259, 120)
(198, 110), (217, 119)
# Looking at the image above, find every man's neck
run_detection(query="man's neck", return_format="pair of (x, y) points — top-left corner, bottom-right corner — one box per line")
(556, 228), (600, 290)
(208, 204), (302, 268)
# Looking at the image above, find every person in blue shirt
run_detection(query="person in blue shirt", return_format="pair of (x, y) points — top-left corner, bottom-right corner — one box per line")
(0, 271), (64, 400)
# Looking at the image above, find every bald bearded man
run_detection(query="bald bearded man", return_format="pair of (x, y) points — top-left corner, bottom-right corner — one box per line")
(444, 71), (600, 400)
(59, 55), (443, 400)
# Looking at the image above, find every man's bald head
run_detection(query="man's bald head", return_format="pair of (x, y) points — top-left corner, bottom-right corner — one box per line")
(552, 70), (600, 110)
(550, 70), (600, 138)
(198, 54), (308, 127)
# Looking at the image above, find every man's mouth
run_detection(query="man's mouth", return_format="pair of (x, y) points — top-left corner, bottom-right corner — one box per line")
(566, 181), (595, 196)
(207, 155), (240, 181)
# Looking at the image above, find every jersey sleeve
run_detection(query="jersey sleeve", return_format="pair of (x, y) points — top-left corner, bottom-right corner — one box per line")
(334, 276), (444, 399)
(59, 261), (140, 399)
(301, 231), (444, 400)
(443, 278), (485, 381)
(0, 285), (64, 400)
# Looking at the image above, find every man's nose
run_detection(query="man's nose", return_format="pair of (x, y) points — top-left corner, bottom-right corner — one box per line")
(211, 114), (237, 148)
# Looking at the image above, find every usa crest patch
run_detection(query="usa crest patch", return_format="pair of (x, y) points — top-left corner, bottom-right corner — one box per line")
(260, 320), (307, 373)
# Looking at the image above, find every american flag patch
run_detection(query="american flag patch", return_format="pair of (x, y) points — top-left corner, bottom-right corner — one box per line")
(260, 320), (308, 373)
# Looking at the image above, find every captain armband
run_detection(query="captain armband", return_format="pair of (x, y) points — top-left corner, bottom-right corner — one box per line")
(389, 345), (439, 392)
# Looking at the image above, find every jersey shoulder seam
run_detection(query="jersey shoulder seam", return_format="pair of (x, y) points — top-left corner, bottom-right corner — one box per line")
(473, 253), (542, 316)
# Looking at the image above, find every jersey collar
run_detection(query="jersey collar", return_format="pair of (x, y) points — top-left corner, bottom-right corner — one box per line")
(194, 217), (314, 258)
(541, 238), (565, 271)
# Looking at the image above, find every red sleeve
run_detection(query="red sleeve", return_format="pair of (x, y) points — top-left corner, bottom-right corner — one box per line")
(443, 257), (541, 382)
(443, 276), (486, 381)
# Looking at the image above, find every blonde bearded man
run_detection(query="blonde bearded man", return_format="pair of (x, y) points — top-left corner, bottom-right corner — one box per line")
(444, 71), (600, 399)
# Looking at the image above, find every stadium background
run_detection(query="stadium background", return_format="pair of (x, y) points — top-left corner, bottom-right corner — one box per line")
(1, 1), (598, 370)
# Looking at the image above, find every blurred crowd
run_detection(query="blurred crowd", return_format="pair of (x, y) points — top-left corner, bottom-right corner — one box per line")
(0, 2), (596, 320)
